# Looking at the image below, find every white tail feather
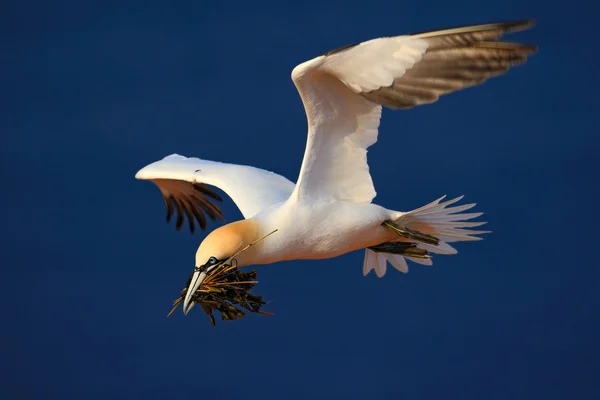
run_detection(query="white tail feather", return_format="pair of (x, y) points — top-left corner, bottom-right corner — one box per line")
(362, 195), (488, 277)
(398, 195), (489, 242)
(363, 249), (409, 276)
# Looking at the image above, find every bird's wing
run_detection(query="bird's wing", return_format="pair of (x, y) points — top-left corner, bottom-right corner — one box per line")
(290, 20), (536, 203)
(135, 154), (295, 233)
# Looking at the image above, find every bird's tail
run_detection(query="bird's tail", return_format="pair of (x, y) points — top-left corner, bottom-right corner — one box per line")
(363, 195), (489, 277)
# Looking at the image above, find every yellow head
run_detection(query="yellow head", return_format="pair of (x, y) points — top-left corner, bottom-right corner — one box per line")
(194, 219), (260, 268)
(183, 219), (259, 314)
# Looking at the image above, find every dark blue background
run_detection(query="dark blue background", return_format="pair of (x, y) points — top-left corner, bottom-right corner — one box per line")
(3, 0), (599, 399)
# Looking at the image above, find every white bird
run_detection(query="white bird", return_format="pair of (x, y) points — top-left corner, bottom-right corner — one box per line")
(135, 20), (536, 314)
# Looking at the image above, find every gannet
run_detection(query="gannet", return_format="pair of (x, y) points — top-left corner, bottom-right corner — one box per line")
(135, 20), (537, 314)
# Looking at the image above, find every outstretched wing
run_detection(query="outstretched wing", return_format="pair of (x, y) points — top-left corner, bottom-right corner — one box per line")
(290, 20), (537, 203)
(135, 154), (295, 233)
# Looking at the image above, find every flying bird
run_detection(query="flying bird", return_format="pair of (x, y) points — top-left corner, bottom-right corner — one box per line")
(136, 20), (537, 315)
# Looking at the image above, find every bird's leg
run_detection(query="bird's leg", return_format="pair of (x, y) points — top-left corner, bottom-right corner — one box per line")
(368, 241), (431, 259)
(382, 220), (440, 246)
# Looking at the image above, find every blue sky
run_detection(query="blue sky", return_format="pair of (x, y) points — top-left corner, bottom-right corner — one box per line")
(2, 0), (599, 399)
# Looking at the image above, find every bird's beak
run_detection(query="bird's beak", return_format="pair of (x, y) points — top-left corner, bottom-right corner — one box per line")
(182, 263), (222, 315)
(183, 269), (206, 315)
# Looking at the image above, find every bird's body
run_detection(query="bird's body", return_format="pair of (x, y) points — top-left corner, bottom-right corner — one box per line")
(135, 20), (537, 314)
(249, 199), (393, 264)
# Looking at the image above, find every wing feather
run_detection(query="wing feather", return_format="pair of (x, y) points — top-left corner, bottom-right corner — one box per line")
(361, 23), (537, 108)
(153, 179), (223, 233)
(291, 20), (536, 202)
(136, 154), (295, 233)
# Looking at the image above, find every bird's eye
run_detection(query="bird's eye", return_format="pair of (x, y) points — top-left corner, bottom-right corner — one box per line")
(208, 256), (218, 264)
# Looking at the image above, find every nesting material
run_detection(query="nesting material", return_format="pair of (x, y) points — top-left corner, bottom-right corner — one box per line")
(168, 263), (272, 325)
(168, 229), (278, 325)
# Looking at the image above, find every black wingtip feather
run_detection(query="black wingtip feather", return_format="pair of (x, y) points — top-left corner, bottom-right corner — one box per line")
(163, 194), (174, 223)
(151, 179), (225, 234)
(172, 197), (185, 231)
(412, 19), (535, 39)
(193, 184), (223, 202)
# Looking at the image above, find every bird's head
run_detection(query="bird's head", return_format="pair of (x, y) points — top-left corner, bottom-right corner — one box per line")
(183, 219), (259, 315)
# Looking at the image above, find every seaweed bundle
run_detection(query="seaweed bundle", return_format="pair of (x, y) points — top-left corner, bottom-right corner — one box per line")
(167, 229), (277, 325)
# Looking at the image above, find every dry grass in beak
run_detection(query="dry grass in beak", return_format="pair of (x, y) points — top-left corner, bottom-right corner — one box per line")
(167, 229), (278, 325)
(168, 264), (272, 325)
